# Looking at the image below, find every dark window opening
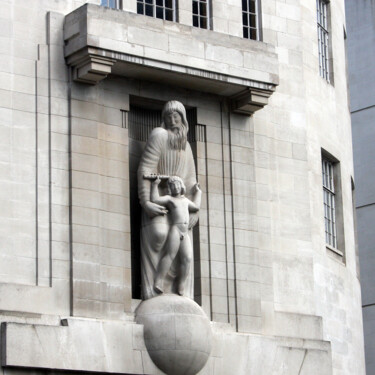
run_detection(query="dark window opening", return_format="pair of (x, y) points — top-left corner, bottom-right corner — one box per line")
(192, 0), (210, 29)
(242, 0), (261, 41)
(137, 0), (176, 21)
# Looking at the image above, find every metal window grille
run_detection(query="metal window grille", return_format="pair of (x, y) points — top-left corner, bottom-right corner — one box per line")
(242, 0), (260, 40)
(322, 158), (337, 248)
(192, 0), (210, 29)
(137, 0), (176, 21)
(100, 0), (122, 9)
(317, 0), (329, 81)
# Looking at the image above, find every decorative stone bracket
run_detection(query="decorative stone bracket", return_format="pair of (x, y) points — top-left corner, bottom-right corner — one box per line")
(68, 51), (116, 84)
(230, 88), (274, 115)
(64, 4), (279, 115)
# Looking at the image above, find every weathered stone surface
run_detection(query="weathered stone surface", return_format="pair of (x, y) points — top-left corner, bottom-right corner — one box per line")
(1, 315), (331, 375)
(63, 4), (278, 114)
(0, 0), (366, 374)
(136, 295), (212, 375)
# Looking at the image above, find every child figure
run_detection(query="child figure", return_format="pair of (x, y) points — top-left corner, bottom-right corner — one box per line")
(150, 175), (201, 296)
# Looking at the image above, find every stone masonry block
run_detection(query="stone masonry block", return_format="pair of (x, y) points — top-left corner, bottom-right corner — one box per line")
(128, 26), (168, 50)
(205, 44), (243, 67)
(169, 35), (205, 59)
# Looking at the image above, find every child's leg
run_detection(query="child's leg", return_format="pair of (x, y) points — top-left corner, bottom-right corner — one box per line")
(154, 226), (181, 293)
(177, 234), (192, 296)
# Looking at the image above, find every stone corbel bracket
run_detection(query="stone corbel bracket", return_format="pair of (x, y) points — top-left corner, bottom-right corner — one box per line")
(230, 88), (275, 115)
(67, 49), (116, 84)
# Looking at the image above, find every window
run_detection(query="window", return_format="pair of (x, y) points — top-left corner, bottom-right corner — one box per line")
(322, 158), (337, 248)
(101, 0), (122, 9)
(137, 0), (176, 21)
(321, 152), (345, 258)
(317, 0), (330, 81)
(193, 0), (210, 29)
(242, 0), (261, 40)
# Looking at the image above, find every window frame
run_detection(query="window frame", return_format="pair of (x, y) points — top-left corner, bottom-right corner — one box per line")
(321, 151), (345, 260)
(192, 0), (211, 29)
(316, 0), (331, 82)
(136, 0), (177, 22)
(322, 157), (337, 248)
(100, 0), (123, 9)
(242, 0), (262, 41)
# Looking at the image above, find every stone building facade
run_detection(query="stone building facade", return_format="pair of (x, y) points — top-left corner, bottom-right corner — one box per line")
(0, 0), (365, 374)
(346, 0), (375, 374)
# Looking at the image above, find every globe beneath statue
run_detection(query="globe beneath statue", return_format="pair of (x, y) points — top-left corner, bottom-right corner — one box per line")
(135, 294), (212, 375)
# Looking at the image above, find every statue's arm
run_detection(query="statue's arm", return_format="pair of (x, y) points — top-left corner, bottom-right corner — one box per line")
(184, 142), (198, 196)
(184, 143), (199, 228)
(150, 178), (170, 210)
(138, 128), (169, 218)
(188, 184), (201, 212)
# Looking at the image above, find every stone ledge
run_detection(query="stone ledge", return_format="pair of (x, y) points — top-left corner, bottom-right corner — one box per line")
(1, 317), (331, 375)
(63, 4), (279, 115)
(1, 319), (153, 374)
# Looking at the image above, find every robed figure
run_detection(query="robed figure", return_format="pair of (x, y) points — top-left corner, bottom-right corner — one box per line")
(137, 101), (198, 300)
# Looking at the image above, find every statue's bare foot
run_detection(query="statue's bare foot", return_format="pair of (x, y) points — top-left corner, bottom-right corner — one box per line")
(177, 286), (184, 296)
(154, 283), (164, 294)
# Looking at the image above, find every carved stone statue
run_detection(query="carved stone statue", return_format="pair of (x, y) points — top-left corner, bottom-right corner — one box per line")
(136, 102), (212, 375)
(150, 176), (201, 296)
(137, 101), (198, 299)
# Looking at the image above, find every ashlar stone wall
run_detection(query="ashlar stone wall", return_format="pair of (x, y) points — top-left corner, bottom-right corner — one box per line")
(0, 0), (366, 375)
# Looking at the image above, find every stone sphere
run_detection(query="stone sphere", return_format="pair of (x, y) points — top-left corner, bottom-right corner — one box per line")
(135, 294), (212, 375)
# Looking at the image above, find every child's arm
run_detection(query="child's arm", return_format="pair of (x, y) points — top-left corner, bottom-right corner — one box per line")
(150, 177), (170, 208)
(188, 183), (201, 212)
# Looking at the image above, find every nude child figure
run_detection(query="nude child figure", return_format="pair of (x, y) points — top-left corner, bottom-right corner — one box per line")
(150, 176), (201, 296)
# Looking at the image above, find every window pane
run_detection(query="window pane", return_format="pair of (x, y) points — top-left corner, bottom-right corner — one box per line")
(137, 2), (144, 13)
(193, 1), (198, 14)
(156, 6), (164, 18)
(193, 15), (199, 26)
(109, 0), (116, 8)
(250, 28), (257, 40)
(200, 2), (207, 16)
(145, 0), (153, 4)
(250, 14), (256, 28)
(201, 17), (207, 29)
(146, 4), (153, 15)
(242, 13), (248, 26)
(243, 27), (248, 38)
(165, 8), (173, 20)
(156, 0), (163, 5)
(242, 0), (247, 12)
(165, 0), (173, 8)
(249, 0), (256, 13)
(101, 0), (108, 6)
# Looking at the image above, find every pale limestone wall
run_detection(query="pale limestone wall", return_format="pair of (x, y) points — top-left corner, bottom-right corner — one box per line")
(0, 0), (365, 374)
(257, 1), (365, 374)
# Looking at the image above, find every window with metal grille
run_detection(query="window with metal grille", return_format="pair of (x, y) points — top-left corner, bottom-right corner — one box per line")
(137, 0), (176, 21)
(101, 0), (122, 9)
(242, 0), (260, 40)
(193, 0), (210, 29)
(322, 158), (337, 248)
(317, 0), (330, 81)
